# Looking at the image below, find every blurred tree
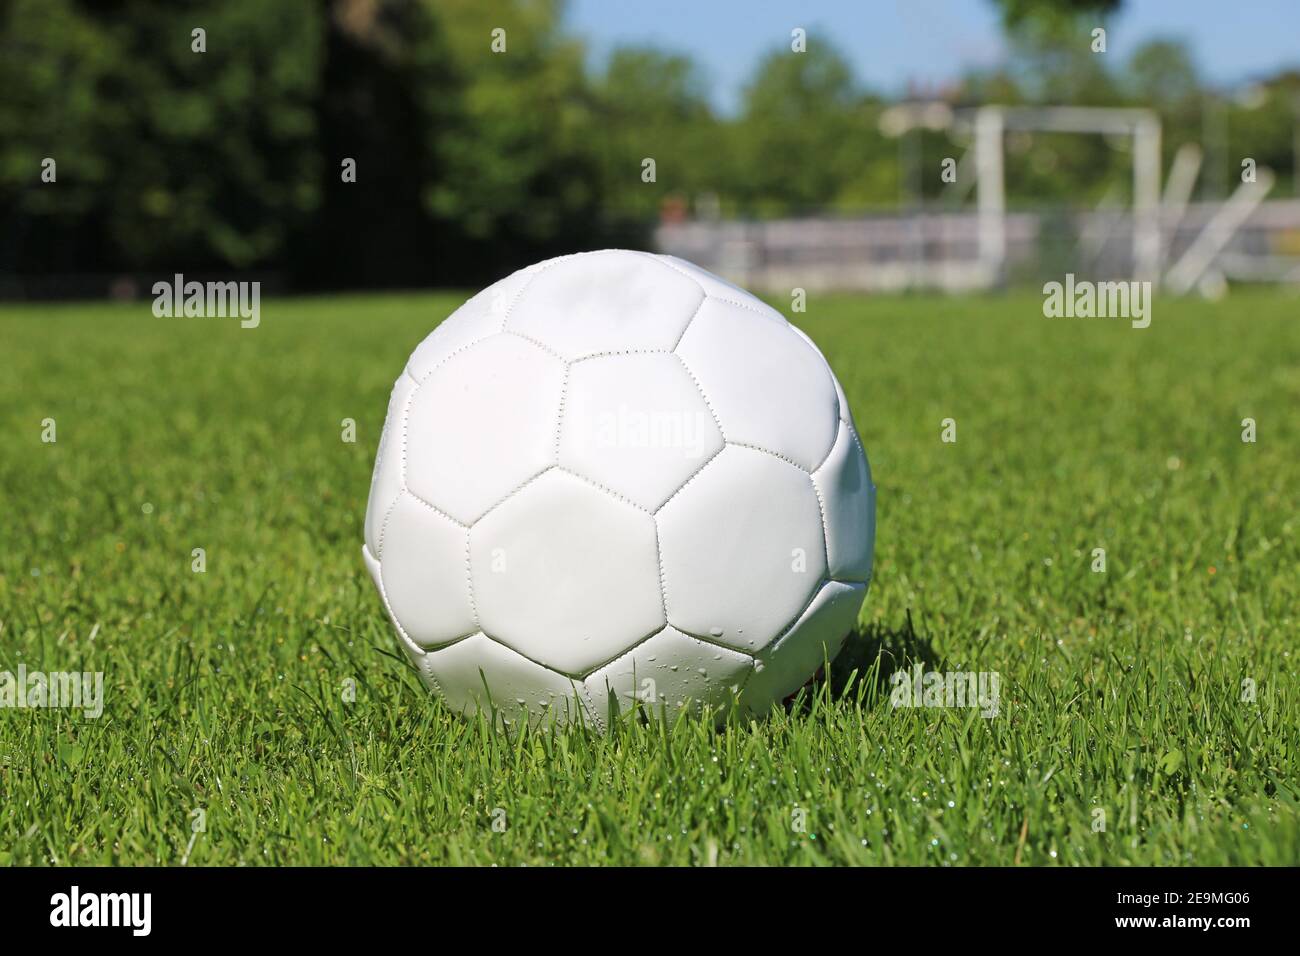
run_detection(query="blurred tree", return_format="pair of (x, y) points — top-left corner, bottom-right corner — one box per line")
(590, 47), (723, 221)
(0, 0), (323, 275)
(305, 0), (445, 289)
(960, 0), (1129, 205)
(994, 2), (1122, 104)
(1126, 39), (1199, 109)
(1123, 39), (1203, 178)
(419, 0), (612, 282)
(1228, 73), (1300, 198)
(2, 0), (1297, 289)
(732, 42), (892, 214)
(992, 0), (1121, 31)
(0, 0), (626, 287)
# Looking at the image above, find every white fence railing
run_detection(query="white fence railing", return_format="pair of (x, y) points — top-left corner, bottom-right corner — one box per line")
(656, 200), (1300, 294)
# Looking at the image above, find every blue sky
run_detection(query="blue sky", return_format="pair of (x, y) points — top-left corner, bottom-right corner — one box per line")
(565, 0), (1300, 113)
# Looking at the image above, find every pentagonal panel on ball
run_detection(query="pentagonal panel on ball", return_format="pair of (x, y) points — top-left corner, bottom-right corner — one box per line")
(505, 250), (705, 360)
(558, 353), (724, 511)
(419, 633), (592, 727)
(657, 445), (826, 653)
(378, 492), (476, 649)
(676, 298), (839, 471)
(406, 262), (554, 379)
(469, 469), (665, 676)
(362, 537), (426, 664)
(405, 298), (500, 382)
(787, 323), (858, 432)
(654, 256), (785, 322)
(365, 371), (420, 559)
(740, 580), (864, 717)
(584, 626), (755, 724)
(812, 420), (876, 584)
(404, 334), (564, 525)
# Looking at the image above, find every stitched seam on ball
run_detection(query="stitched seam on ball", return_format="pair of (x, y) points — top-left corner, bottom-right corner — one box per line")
(367, 416), (391, 553)
(662, 625), (760, 661)
(830, 570), (873, 587)
(416, 630), (476, 652)
(472, 464), (555, 524)
(832, 375), (851, 425)
(652, 443), (725, 515)
(637, 250), (708, 296)
(672, 353), (725, 440)
(811, 424), (840, 474)
(556, 466), (653, 515)
(553, 362), (569, 464)
(385, 370), (420, 556)
(573, 622), (669, 679)
(503, 328), (566, 362)
(464, 528), (479, 630)
(770, 581), (865, 658)
(373, 551), (428, 660)
(809, 472), (832, 575)
(731, 658), (760, 703)
(574, 680), (601, 732)
(384, 375), (420, 557)
(412, 337), (491, 386)
(727, 440), (810, 473)
(478, 631), (587, 681)
(589, 628), (758, 677)
(375, 492), (404, 561)
(402, 488), (469, 528)
(571, 348), (673, 363)
(709, 295), (782, 320)
(652, 520), (670, 630)
(669, 289), (709, 352)
(498, 260), (554, 328)
(849, 424), (867, 459)
(766, 577), (835, 654)
(499, 253), (578, 332)
(374, 504), (474, 650)
(399, 376), (415, 491)
(581, 679), (610, 734)
(416, 641), (453, 700)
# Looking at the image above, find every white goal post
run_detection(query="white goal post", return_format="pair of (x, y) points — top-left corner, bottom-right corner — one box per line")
(968, 106), (1163, 284)
(880, 103), (1163, 287)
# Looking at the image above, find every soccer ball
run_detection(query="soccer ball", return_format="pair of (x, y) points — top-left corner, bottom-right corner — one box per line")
(362, 250), (875, 727)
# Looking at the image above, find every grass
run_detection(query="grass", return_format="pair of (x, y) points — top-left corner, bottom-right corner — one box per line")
(0, 287), (1297, 865)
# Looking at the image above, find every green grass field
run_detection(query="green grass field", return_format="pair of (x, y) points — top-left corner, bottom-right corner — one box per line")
(1, 289), (1297, 865)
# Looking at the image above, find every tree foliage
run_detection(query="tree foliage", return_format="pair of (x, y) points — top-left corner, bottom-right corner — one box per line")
(0, 0), (1295, 288)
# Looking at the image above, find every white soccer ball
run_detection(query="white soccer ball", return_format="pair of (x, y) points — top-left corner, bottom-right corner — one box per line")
(362, 250), (875, 727)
